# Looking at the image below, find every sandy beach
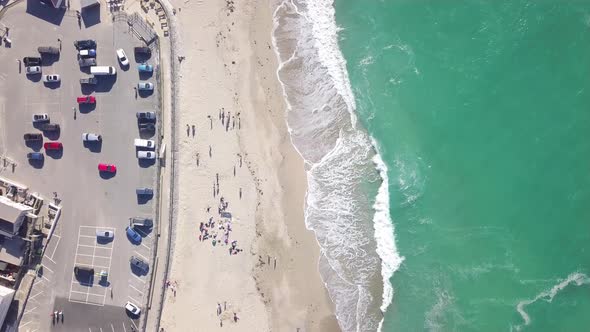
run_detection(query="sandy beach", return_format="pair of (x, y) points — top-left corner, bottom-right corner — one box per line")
(159, 0), (339, 331)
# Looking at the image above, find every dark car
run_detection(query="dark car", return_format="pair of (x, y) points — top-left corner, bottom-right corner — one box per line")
(74, 39), (97, 50)
(130, 217), (153, 228)
(27, 152), (44, 160)
(40, 123), (60, 131)
(78, 58), (97, 67)
(23, 57), (42, 66)
(23, 133), (43, 141)
(130, 256), (149, 273)
(134, 46), (151, 56)
(74, 265), (94, 277)
(80, 76), (98, 85)
(139, 123), (156, 131)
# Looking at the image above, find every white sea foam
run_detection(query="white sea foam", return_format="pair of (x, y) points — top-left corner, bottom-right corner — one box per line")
(515, 272), (590, 330)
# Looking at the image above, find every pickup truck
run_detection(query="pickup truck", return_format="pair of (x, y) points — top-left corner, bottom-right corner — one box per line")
(80, 76), (98, 85)
(40, 123), (60, 131)
(23, 133), (43, 141)
(23, 57), (42, 66)
(78, 58), (97, 67)
(38, 46), (59, 55)
(134, 139), (155, 149)
(130, 217), (153, 228)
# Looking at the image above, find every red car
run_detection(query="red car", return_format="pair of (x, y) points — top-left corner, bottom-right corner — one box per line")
(44, 142), (62, 150)
(98, 163), (117, 173)
(77, 95), (96, 104)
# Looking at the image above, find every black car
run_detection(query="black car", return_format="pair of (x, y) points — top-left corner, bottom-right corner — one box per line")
(40, 123), (60, 131)
(74, 39), (97, 50)
(80, 76), (98, 85)
(23, 133), (43, 141)
(23, 57), (42, 66)
(78, 58), (97, 67)
(130, 256), (149, 274)
(134, 46), (151, 56)
(139, 123), (156, 131)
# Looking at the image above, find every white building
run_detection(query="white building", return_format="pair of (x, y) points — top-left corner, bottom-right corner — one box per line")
(0, 196), (33, 238)
(0, 285), (14, 328)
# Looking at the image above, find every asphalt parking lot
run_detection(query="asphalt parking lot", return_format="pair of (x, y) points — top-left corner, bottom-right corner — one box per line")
(0, 2), (160, 331)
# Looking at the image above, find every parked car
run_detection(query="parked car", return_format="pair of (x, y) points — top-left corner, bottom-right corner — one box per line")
(137, 63), (153, 73)
(82, 133), (102, 142)
(126, 226), (141, 243)
(23, 133), (43, 141)
(78, 58), (97, 67)
(32, 114), (49, 122)
(74, 39), (96, 50)
(137, 151), (156, 159)
(44, 142), (62, 150)
(139, 123), (156, 131)
(38, 46), (59, 55)
(134, 46), (151, 57)
(98, 163), (117, 173)
(26, 66), (42, 75)
(130, 256), (149, 273)
(125, 301), (141, 316)
(74, 265), (94, 277)
(80, 76), (98, 85)
(27, 152), (44, 160)
(23, 57), (42, 66)
(134, 139), (155, 149)
(137, 82), (154, 91)
(40, 123), (60, 131)
(79, 49), (96, 57)
(135, 187), (153, 196)
(43, 74), (60, 83)
(77, 95), (96, 104)
(136, 111), (156, 120)
(116, 48), (129, 66)
(96, 229), (114, 240)
(130, 217), (153, 228)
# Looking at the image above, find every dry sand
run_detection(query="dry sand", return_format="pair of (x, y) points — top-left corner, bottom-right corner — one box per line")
(160, 0), (339, 331)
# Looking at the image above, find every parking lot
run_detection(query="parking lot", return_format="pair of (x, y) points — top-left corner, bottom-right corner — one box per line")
(0, 2), (160, 331)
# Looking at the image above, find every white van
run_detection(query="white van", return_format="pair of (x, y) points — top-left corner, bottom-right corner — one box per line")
(134, 138), (155, 149)
(90, 66), (117, 75)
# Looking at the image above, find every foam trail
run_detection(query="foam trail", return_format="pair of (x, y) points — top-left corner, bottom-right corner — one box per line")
(515, 272), (590, 330)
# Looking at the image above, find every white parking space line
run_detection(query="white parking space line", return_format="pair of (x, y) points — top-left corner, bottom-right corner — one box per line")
(140, 242), (151, 250)
(41, 264), (54, 273)
(19, 320), (32, 327)
(132, 274), (145, 283)
(77, 254), (111, 259)
(128, 295), (141, 304)
(43, 254), (56, 264)
(129, 284), (143, 295)
(80, 235), (97, 238)
(77, 244), (99, 248)
(69, 299), (105, 307)
(133, 251), (148, 261)
(111, 324), (115, 332)
(122, 323), (127, 332)
(23, 306), (37, 315)
(49, 236), (60, 259)
(29, 291), (43, 300)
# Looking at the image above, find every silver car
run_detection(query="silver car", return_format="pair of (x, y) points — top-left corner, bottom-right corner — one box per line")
(137, 82), (154, 91)
(43, 74), (60, 83)
(26, 66), (41, 75)
(96, 229), (114, 240)
(137, 151), (156, 159)
(125, 301), (141, 316)
(82, 133), (102, 142)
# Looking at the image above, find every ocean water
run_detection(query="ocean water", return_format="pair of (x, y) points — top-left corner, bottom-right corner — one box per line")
(273, 0), (590, 331)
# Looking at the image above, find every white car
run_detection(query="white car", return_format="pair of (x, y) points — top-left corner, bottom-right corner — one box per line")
(137, 82), (154, 91)
(26, 66), (41, 75)
(82, 133), (102, 142)
(134, 138), (155, 149)
(137, 151), (156, 159)
(96, 229), (114, 239)
(124, 301), (141, 316)
(43, 74), (61, 83)
(116, 48), (129, 66)
(32, 114), (49, 122)
(136, 111), (156, 120)
(78, 49), (96, 57)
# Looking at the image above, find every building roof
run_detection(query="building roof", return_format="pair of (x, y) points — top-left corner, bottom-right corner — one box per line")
(0, 196), (32, 225)
(80, 0), (99, 9)
(50, 0), (63, 8)
(0, 236), (25, 266)
(0, 284), (14, 297)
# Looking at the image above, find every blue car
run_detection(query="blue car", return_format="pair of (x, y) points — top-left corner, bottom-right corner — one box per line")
(137, 63), (153, 73)
(126, 226), (141, 243)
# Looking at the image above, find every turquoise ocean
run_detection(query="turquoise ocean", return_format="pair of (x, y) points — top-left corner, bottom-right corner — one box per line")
(273, 0), (590, 331)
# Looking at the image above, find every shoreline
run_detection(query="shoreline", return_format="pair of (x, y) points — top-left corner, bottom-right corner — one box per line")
(159, 0), (339, 330)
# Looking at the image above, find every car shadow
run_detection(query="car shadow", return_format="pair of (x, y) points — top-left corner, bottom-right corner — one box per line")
(138, 129), (155, 139)
(99, 171), (116, 179)
(98, 279), (111, 287)
(137, 89), (154, 98)
(43, 81), (61, 89)
(75, 274), (94, 286)
(96, 237), (113, 245)
(134, 54), (151, 63)
(25, 140), (43, 151)
(80, 84), (96, 95)
(82, 8), (101, 28)
(79, 103), (96, 113)
(28, 158), (44, 169)
(125, 311), (140, 320)
(80, 66), (91, 74)
(119, 63), (130, 71)
(45, 149), (63, 159)
(94, 76), (117, 93)
(43, 129), (61, 141)
(134, 225), (153, 237)
(26, 0), (66, 26)
(26, 74), (42, 82)
(138, 158), (156, 168)
(40, 53), (60, 65)
(136, 195), (153, 205)
(83, 140), (102, 153)
(138, 71), (153, 79)
(130, 264), (149, 276)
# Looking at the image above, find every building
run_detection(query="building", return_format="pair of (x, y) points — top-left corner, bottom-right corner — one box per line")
(0, 285), (14, 328)
(0, 196), (33, 239)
